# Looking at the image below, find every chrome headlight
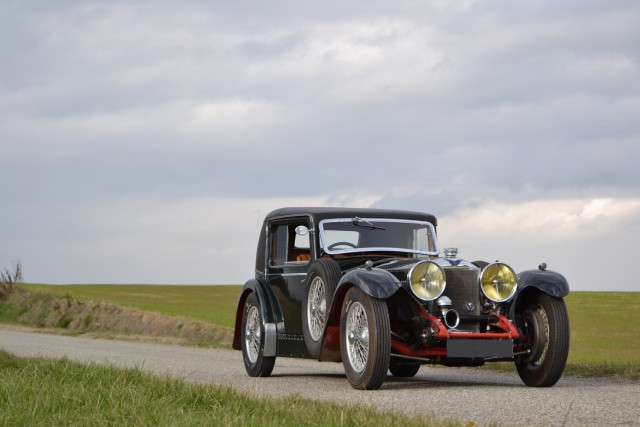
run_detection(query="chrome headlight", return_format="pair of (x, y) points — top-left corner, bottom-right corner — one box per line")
(480, 263), (517, 302)
(408, 261), (446, 301)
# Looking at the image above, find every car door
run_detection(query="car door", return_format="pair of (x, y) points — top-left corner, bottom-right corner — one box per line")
(266, 217), (314, 334)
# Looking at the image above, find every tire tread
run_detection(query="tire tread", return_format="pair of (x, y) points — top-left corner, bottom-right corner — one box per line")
(341, 287), (390, 390)
(516, 294), (570, 387)
(242, 293), (276, 377)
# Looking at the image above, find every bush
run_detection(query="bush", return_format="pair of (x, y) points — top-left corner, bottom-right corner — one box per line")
(0, 261), (23, 301)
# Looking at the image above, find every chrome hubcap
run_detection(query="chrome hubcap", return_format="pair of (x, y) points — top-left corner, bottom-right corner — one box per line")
(245, 305), (260, 363)
(307, 277), (326, 342)
(346, 301), (369, 373)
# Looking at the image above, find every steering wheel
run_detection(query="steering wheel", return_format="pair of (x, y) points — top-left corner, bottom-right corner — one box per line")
(328, 241), (357, 249)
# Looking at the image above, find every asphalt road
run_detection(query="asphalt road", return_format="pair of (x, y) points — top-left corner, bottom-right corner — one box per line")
(1, 328), (638, 426)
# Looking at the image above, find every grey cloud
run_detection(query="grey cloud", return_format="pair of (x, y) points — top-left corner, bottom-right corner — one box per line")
(1, 0), (639, 286)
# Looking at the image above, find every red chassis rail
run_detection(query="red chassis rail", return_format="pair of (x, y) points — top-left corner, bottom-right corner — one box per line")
(319, 300), (521, 362)
(391, 306), (520, 358)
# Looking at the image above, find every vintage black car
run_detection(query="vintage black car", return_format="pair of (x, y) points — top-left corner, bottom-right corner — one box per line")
(232, 207), (570, 389)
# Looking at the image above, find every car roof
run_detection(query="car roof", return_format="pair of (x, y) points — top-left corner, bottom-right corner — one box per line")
(264, 207), (437, 226)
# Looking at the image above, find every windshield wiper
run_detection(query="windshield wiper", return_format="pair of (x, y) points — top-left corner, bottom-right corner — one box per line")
(352, 217), (387, 231)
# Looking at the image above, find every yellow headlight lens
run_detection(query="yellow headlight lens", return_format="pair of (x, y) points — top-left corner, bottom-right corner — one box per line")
(409, 261), (446, 301)
(480, 263), (517, 302)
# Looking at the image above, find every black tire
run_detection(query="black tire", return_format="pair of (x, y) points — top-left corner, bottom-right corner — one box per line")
(302, 259), (342, 357)
(340, 287), (390, 390)
(389, 361), (421, 378)
(515, 293), (570, 387)
(241, 292), (276, 377)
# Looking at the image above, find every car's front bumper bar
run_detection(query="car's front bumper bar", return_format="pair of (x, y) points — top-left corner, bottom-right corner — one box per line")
(447, 338), (514, 358)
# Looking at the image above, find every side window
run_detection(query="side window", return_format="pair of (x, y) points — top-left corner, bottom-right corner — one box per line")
(271, 225), (288, 266)
(270, 221), (311, 266)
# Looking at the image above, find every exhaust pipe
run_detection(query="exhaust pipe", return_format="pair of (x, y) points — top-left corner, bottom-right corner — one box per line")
(442, 309), (460, 329)
(437, 296), (460, 329)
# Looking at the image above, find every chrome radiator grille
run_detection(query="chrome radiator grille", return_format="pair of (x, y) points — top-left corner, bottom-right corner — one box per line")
(443, 268), (481, 331)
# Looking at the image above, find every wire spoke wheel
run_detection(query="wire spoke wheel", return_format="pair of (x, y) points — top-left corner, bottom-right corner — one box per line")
(340, 287), (390, 390)
(244, 305), (261, 364)
(307, 277), (326, 342)
(241, 292), (275, 377)
(302, 259), (341, 357)
(346, 301), (369, 373)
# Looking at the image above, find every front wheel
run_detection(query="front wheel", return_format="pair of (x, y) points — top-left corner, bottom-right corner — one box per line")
(340, 287), (390, 390)
(241, 292), (276, 377)
(515, 293), (570, 387)
(389, 361), (421, 378)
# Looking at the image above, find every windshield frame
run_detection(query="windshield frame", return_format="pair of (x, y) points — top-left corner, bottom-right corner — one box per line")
(318, 218), (440, 256)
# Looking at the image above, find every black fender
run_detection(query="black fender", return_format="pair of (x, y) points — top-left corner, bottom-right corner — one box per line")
(319, 268), (401, 362)
(232, 278), (280, 356)
(329, 268), (403, 320)
(338, 268), (403, 298)
(509, 269), (570, 318)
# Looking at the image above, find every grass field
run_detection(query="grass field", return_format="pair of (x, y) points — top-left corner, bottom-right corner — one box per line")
(564, 292), (640, 366)
(0, 350), (454, 426)
(25, 283), (241, 328)
(16, 284), (640, 374)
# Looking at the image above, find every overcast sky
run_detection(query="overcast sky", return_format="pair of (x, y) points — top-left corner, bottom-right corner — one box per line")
(1, 1), (639, 291)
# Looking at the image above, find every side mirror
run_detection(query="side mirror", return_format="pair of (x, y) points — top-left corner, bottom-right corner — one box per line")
(295, 225), (309, 236)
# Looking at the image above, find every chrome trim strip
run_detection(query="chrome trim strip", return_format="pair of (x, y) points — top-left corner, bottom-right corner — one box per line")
(264, 223), (269, 275)
(266, 272), (307, 277)
(431, 258), (478, 269)
(319, 218), (439, 256)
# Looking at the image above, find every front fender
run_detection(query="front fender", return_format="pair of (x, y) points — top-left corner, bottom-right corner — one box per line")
(509, 269), (570, 317)
(232, 278), (279, 356)
(319, 268), (401, 362)
(339, 268), (403, 299)
(516, 269), (570, 297)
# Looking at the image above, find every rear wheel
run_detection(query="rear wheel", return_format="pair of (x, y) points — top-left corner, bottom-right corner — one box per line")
(340, 287), (390, 390)
(241, 292), (275, 377)
(389, 361), (421, 378)
(515, 293), (569, 387)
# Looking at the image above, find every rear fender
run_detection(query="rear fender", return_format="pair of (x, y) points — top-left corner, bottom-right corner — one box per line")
(318, 268), (401, 361)
(232, 278), (279, 356)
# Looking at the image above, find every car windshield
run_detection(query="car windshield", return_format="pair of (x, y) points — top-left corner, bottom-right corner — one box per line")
(319, 218), (439, 256)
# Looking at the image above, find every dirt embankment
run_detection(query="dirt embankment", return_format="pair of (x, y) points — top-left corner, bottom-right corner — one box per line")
(0, 288), (233, 348)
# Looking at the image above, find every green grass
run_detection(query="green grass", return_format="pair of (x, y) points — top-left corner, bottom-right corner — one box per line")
(0, 290), (43, 326)
(24, 284), (241, 328)
(564, 292), (640, 366)
(0, 350), (454, 426)
(12, 286), (640, 379)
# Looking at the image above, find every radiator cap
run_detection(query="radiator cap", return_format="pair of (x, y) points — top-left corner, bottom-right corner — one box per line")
(443, 248), (458, 258)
